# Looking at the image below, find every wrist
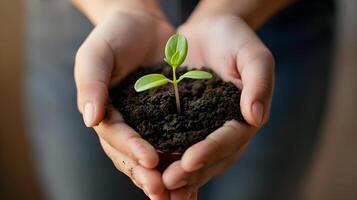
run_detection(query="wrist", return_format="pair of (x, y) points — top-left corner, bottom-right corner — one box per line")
(70, 0), (167, 25)
(187, 0), (292, 30)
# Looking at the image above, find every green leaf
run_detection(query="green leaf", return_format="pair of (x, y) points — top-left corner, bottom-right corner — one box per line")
(177, 70), (213, 82)
(165, 34), (188, 67)
(134, 74), (170, 92)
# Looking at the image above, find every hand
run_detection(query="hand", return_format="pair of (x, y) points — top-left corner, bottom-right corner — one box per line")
(162, 15), (275, 199)
(74, 9), (174, 200)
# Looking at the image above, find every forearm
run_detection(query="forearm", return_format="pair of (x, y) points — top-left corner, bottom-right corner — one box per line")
(189, 0), (295, 29)
(70, 0), (166, 24)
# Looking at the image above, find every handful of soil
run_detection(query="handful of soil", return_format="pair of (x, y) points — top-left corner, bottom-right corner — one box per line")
(110, 64), (245, 153)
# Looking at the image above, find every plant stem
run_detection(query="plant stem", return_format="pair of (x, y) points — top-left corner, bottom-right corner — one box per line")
(173, 84), (181, 113)
(172, 66), (181, 113)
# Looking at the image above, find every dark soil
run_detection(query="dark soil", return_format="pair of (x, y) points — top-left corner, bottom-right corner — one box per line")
(110, 64), (245, 153)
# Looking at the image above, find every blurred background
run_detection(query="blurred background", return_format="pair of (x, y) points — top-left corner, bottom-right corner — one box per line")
(0, 0), (356, 199)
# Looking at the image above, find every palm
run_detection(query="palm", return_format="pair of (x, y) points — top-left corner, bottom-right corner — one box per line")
(91, 11), (174, 86)
(179, 16), (263, 87)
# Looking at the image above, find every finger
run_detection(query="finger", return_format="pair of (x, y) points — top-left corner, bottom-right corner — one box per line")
(94, 106), (159, 168)
(181, 120), (254, 172)
(99, 137), (141, 187)
(74, 29), (114, 127)
(163, 161), (190, 190)
(237, 42), (275, 127)
(164, 145), (247, 191)
(189, 191), (198, 200)
(163, 158), (232, 190)
(169, 187), (192, 200)
(99, 138), (166, 196)
(147, 190), (170, 200)
(163, 153), (234, 190)
(189, 150), (243, 189)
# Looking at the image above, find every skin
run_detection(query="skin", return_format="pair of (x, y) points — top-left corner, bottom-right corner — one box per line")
(164, 15), (274, 199)
(71, 0), (292, 199)
(72, 1), (174, 199)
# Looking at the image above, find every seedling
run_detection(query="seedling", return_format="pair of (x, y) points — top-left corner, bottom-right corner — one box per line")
(134, 34), (212, 113)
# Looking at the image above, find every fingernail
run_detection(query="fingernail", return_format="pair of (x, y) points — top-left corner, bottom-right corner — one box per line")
(83, 103), (94, 127)
(252, 101), (264, 126)
(171, 180), (188, 190)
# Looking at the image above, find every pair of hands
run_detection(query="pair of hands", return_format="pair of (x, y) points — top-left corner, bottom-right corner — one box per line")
(74, 9), (274, 200)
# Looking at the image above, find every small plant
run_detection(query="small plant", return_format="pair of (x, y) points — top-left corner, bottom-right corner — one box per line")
(134, 34), (213, 113)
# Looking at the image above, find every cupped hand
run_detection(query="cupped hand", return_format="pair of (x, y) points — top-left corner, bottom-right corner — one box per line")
(74, 9), (174, 200)
(163, 15), (275, 199)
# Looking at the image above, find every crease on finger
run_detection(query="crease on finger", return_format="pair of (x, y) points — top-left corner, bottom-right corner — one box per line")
(182, 120), (252, 171)
(187, 150), (245, 191)
(189, 191), (198, 200)
(94, 106), (159, 168)
(98, 105), (125, 126)
(99, 137), (142, 189)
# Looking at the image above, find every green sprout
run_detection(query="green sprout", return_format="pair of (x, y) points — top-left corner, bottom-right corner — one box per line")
(134, 34), (213, 113)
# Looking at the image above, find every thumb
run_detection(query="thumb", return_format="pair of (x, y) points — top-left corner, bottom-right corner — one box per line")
(237, 46), (275, 127)
(74, 34), (114, 127)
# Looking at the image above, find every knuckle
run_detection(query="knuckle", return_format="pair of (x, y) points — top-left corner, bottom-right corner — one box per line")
(210, 137), (222, 152)
(251, 47), (275, 73)
(216, 162), (232, 176)
(110, 153), (140, 186)
(112, 158), (123, 172)
(258, 79), (273, 98)
(129, 166), (142, 189)
(97, 127), (111, 142)
(128, 135), (141, 144)
(75, 45), (86, 64)
(74, 46), (87, 84)
(223, 125), (245, 153)
(215, 15), (241, 27)
(259, 45), (274, 60)
(263, 48), (274, 63)
(188, 171), (203, 186)
(128, 136), (145, 150)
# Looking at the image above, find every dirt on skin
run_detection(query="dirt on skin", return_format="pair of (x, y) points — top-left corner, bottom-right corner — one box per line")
(110, 64), (245, 153)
